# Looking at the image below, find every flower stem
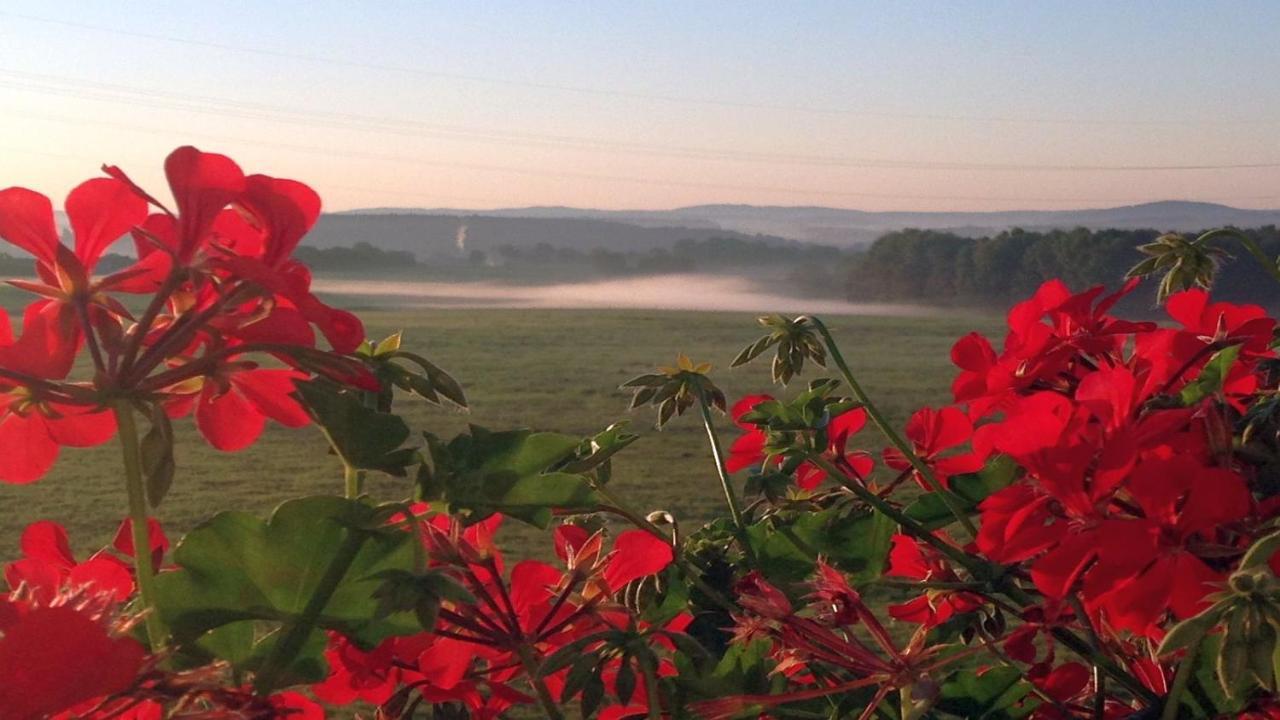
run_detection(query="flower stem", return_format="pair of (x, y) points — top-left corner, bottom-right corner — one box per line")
(113, 400), (167, 651)
(698, 400), (747, 532)
(698, 400), (761, 567)
(517, 645), (565, 720)
(639, 655), (663, 720)
(1198, 228), (1280, 286)
(806, 317), (978, 539)
(343, 463), (361, 499)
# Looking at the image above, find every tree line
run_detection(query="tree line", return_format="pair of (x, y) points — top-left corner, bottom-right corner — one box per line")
(846, 226), (1280, 307)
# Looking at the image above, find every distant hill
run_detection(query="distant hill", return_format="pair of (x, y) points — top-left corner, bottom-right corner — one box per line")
(339, 201), (1280, 248)
(308, 213), (793, 259)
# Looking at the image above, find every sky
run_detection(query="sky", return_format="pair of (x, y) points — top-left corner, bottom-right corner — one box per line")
(1, 1), (1279, 213)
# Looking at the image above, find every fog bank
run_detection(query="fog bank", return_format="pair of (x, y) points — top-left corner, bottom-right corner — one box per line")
(312, 274), (937, 316)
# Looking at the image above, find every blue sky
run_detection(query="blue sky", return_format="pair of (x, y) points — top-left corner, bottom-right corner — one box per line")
(1, 1), (1278, 211)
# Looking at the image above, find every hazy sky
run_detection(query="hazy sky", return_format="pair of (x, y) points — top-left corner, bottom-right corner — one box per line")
(2, 1), (1279, 212)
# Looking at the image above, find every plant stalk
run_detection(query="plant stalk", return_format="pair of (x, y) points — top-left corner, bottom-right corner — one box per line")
(807, 317), (978, 539)
(113, 400), (167, 651)
(698, 400), (747, 532)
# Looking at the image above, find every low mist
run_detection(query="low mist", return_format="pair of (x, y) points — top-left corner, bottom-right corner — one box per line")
(312, 274), (937, 316)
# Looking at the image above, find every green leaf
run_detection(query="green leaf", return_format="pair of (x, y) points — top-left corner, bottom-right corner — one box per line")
(373, 331), (402, 356)
(154, 496), (420, 680)
(1180, 345), (1242, 405)
(140, 405), (175, 507)
(294, 380), (414, 475)
(1239, 529), (1280, 570)
(905, 456), (1017, 530)
(746, 504), (894, 585)
(426, 427), (602, 527)
(935, 666), (1037, 719)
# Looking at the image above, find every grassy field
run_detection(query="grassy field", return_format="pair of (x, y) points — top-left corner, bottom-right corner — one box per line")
(0, 305), (1000, 560)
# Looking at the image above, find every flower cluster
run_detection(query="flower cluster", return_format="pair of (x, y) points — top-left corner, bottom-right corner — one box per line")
(6, 147), (1280, 718)
(0, 146), (370, 482)
(314, 509), (681, 718)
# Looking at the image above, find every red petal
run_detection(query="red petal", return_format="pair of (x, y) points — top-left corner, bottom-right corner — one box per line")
(235, 306), (315, 347)
(828, 407), (867, 442)
(604, 530), (673, 592)
(0, 411), (58, 484)
(232, 369), (310, 428)
(113, 517), (169, 568)
(0, 301), (80, 379)
(66, 178), (148, 269)
(553, 524), (591, 564)
(44, 405), (117, 447)
(886, 534), (929, 579)
(242, 175), (322, 266)
(0, 187), (60, 266)
(725, 431), (766, 473)
(730, 394), (772, 427)
(0, 606), (145, 719)
(67, 556), (135, 601)
(165, 146), (246, 260)
(1165, 289), (1208, 330)
(195, 382), (266, 451)
(19, 520), (75, 569)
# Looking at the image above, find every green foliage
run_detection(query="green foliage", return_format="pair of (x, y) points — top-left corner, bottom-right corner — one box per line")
(623, 354), (727, 428)
(153, 496), (421, 685)
(420, 425), (601, 527)
(934, 667), (1037, 719)
(849, 226), (1280, 306)
(1179, 345), (1242, 405)
(294, 380), (417, 475)
(905, 456), (1018, 530)
(745, 502), (895, 585)
(731, 314), (826, 386)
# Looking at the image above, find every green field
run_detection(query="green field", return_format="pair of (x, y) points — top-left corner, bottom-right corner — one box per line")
(0, 306), (1000, 560)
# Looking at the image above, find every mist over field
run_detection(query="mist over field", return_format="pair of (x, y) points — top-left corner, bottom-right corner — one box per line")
(313, 273), (934, 315)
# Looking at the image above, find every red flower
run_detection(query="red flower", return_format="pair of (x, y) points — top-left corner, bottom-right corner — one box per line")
(0, 393), (116, 484)
(0, 602), (145, 720)
(883, 406), (987, 490)
(190, 367), (311, 451)
(4, 520), (134, 604)
(727, 394), (873, 490)
(886, 534), (983, 627)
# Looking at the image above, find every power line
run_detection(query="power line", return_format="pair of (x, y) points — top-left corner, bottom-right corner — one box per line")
(3, 113), (1278, 207)
(2, 69), (1277, 173)
(1, 9), (1274, 128)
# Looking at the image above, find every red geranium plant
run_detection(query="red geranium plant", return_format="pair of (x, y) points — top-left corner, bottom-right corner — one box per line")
(3, 148), (1280, 719)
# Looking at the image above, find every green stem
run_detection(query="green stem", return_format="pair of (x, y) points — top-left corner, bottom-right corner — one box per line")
(698, 400), (746, 531)
(807, 317), (978, 539)
(698, 399), (758, 565)
(256, 529), (367, 694)
(1198, 228), (1280, 285)
(517, 645), (565, 720)
(1161, 636), (1202, 720)
(114, 400), (167, 651)
(343, 463), (361, 499)
(640, 656), (663, 720)
(806, 455), (979, 573)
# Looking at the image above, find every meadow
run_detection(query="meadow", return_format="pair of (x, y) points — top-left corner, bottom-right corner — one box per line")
(0, 303), (1000, 560)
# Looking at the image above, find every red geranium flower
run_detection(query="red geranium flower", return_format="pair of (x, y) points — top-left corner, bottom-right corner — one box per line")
(883, 405), (987, 490)
(727, 394), (873, 490)
(0, 602), (145, 720)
